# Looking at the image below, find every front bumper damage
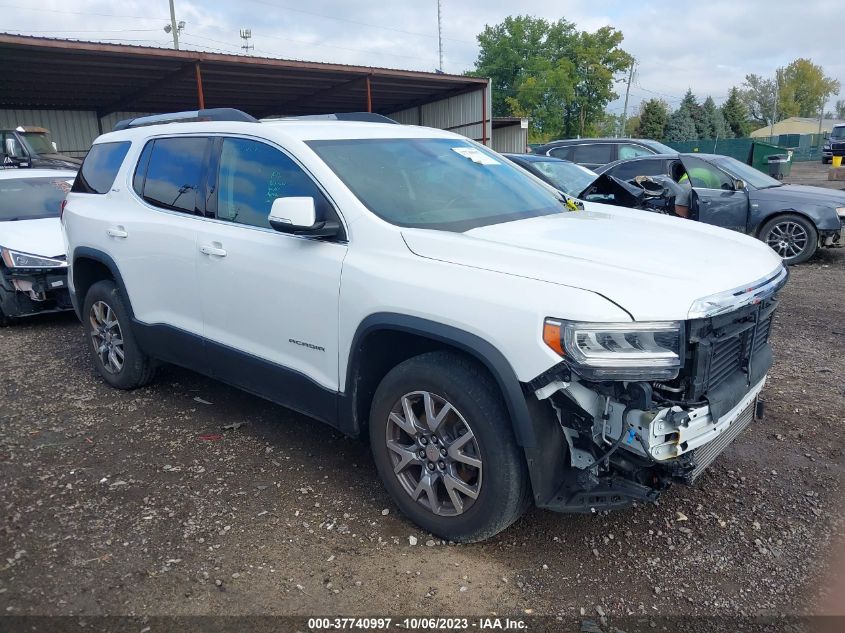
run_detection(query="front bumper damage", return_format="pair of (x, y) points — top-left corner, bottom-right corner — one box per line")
(526, 298), (778, 514)
(0, 266), (72, 319)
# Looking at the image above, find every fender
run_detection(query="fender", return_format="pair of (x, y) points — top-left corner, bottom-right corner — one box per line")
(70, 247), (135, 320)
(346, 313), (537, 448)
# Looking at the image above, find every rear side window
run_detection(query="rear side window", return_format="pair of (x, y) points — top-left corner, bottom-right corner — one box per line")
(571, 144), (613, 165)
(610, 159), (666, 181)
(71, 141), (131, 194)
(135, 137), (207, 213)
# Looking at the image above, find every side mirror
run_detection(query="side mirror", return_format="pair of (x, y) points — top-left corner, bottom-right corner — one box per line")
(268, 197), (340, 238)
(734, 179), (746, 191)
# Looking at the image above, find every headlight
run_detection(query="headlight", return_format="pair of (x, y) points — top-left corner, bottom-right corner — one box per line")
(824, 143), (831, 150)
(0, 247), (67, 269)
(543, 318), (682, 381)
(837, 207), (845, 218)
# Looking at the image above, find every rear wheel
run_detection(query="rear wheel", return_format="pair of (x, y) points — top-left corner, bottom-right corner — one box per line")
(759, 214), (818, 265)
(83, 280), (155, 389)
(369, 351), (530, 542)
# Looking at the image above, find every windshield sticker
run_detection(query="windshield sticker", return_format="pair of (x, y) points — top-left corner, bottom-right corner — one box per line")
(451, 147), (500, 165)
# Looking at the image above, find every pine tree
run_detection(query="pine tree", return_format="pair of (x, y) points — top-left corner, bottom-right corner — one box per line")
(722, 87), (751, 137)
(680, 89), (706, 138)
(664, 106), (697, 142)
(637, 98), (669, 140)
(702, 96), (729, 139)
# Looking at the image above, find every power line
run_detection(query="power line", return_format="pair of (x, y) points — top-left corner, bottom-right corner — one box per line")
(0, 3), (168, 21)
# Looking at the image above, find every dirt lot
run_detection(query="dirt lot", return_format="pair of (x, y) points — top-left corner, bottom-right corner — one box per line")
(1, 165), (843, 620)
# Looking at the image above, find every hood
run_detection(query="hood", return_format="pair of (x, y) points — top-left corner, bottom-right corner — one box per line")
(755, 184), (845, 207)
(31, 154), (82, 169)
(0, 217), (65, 258)
(401, 205), (783, 322)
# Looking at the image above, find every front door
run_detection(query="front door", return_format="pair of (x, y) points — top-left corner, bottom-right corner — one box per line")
(680, 155), (749, 232)
(195, 137), (347, 421)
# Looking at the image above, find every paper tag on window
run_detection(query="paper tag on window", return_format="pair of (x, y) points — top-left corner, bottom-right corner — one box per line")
(451, 147), (500, 165)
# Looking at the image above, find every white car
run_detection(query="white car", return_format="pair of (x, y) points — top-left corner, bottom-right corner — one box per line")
(62, 109), (787, 541)
(0, 168), (76, 325)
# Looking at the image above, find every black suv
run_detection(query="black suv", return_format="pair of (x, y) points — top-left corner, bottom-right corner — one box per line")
(532, 138), (676, 170)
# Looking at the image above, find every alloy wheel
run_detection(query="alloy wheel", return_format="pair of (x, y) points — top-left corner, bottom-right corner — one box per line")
(89, 300), (124, 374)
(385, 390), (482, 517)
(766, 221), (808, 260)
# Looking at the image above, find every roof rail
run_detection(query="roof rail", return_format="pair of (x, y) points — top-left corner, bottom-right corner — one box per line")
(276, 112), (398, 124)
(112, 108), (258, 131)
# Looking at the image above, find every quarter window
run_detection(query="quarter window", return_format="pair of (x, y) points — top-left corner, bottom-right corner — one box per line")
(71, 141), (131, 194)
(216, 137), (331, 229)
(138, 137), (207, 213)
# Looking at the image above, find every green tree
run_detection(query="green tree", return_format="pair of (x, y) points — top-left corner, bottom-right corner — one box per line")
(679, 89), (706, 138)
(664, 106), (697, 142)
(701, 96), (729, 139)
(778, 58), (840, 118)
(469, 15), (632, 139)
(722, 87), (751, 137)
(740, 73), (777, 128)
(636, 98), (669, 139)
(834, 100), (845, 119)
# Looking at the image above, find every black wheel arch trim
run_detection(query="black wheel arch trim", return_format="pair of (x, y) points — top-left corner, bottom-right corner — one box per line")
(70, 247), (136, 321)
(345, 313), (537, 448)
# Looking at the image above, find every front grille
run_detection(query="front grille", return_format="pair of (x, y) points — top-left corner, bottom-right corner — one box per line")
(687, 398), (756, 482)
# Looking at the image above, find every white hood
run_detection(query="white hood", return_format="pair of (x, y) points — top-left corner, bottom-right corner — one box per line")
(0, 217), (65, 258)
(402, 204), (784, 322)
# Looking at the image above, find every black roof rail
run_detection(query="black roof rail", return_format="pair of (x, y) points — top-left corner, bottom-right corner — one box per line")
(112, 108), (258, 131)
(277, 112), (398, 124)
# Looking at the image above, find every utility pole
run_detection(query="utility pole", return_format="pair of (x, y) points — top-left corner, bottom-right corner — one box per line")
(619, 60), (635, 137)
(436, 0), (444, 72)
(770, 70), (779, 137)
(168, 0), (180, 50)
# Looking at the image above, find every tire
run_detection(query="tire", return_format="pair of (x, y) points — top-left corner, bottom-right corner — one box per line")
(0, 306), (8, 327)
(759, 213), (818, 265)
(369, 351), (531, 542)
(82, 279), (155, 389)
(822, 158), (830, 165)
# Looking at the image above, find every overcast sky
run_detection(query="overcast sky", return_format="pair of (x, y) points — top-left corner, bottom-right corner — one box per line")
(3, 0), (843, 115)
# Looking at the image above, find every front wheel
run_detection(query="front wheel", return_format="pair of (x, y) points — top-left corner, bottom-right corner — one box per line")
(369, 351), (530, 542)
(759, 214), (818, 265)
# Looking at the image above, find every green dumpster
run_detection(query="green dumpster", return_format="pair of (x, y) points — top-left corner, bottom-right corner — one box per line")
(749, 141), (791, 176)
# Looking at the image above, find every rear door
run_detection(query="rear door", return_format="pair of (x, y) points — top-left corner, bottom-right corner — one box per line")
(680, 155), (749, 232)
(195, 136), (347, 410)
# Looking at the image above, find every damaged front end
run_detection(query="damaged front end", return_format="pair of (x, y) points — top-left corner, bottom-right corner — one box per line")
(526, 286), (783, 514)
(0, 250), (72, 321)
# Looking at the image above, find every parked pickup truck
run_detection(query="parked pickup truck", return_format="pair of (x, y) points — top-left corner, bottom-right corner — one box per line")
(2, 126), (81, 170)
(62, 109), (788, 541)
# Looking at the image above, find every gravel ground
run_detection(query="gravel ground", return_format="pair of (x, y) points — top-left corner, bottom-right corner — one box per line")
(1, 168), (843, 619)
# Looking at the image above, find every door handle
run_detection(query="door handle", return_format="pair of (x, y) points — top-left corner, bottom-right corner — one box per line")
(199, 244), (227, 257)
(106, 227), (128, 238)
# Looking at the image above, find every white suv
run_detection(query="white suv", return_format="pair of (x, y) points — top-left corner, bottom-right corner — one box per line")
(62, 109), (787, 541)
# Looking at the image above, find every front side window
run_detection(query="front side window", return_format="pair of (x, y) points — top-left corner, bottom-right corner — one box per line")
(0, 177), (73, 221)
(72, 141), (131, 194)
(138, 137), (207, 213)
(530, 160), (597, 196)
(618, 144), (655, 160)
(216, 138), (331, 229)
(308, 138), (562, 232)
(680, 156), (734, 190)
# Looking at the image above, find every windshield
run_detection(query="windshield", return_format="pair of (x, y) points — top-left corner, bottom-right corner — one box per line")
(831, 127), (845, 140)
(21, 132), (56, 155)
(308, 138), (563, 231)
(528, 159), (597, 196)
(711, 156), (782, 189)
(640, 140), (676, 154)
(0, 177), (72, 221)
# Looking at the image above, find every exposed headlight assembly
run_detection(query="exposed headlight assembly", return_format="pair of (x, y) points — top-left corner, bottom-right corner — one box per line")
(836, 207), (845, 218)
(0, 247), (67, 269)
(543, 318), (682, 381)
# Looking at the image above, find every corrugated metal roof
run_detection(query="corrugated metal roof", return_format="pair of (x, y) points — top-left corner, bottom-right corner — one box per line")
(0, 33), (488, 117)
